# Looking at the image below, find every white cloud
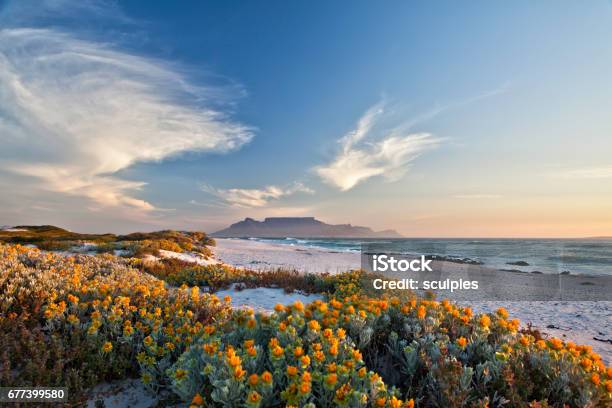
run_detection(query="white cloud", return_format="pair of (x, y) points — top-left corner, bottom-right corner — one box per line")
(0, 27), (253, 212)
(314, 103), (440, 191)
(555, 166), (612, 179)
(202, 183), (313, 208)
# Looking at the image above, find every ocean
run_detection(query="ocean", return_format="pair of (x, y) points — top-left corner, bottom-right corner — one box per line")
(247, 237), (612, 276)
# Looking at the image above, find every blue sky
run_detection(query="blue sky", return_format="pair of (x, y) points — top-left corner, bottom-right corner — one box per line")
(1, 0), (611, 236)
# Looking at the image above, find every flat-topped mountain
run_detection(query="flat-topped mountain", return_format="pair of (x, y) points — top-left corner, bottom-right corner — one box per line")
(211, 217), (402, 238)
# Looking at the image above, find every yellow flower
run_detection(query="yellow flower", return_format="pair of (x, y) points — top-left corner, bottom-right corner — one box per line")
(390, 396), (402, 408)
(175, 369), (188, 380)
(101, 342), (113, 353)
(496, 307), (509, 319)
(479, 315), (491, 329)
(247, 391), (261, 404)
(308, 320), (321, 331)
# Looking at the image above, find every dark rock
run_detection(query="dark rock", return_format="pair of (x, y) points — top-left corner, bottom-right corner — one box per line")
(507, 260), (530, 266)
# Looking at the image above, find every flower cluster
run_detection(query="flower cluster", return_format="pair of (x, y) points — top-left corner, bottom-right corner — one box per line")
(168, 296), (611, 407)
(1, 242), (610, 406)
(0, 243), (230, 396)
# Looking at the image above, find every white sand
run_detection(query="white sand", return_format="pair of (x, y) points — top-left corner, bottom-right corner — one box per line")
(214, 238), (611, 364)
(213, 238), (361, 273)
(158, 249), (220, 266)
(86, 379), (162, 408)
(216, 284), (325, 313)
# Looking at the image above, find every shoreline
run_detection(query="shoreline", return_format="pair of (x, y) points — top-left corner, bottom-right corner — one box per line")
(214, 238), (611, 364)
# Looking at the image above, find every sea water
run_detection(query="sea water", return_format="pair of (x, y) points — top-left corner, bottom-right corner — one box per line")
(247, 237), (612, 276)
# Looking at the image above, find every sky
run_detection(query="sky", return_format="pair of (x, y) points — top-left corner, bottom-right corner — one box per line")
(0, 0), (611, 237)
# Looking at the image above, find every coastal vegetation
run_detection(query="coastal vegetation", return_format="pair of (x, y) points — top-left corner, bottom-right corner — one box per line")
(0, 225), (215, 257)
(0, 239), (610, 407)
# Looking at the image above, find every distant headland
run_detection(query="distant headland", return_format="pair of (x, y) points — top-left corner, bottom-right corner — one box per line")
(211, 217), (403, 238)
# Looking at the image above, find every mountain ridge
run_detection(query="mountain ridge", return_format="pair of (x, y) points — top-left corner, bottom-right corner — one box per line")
(211, 217), (403, 238)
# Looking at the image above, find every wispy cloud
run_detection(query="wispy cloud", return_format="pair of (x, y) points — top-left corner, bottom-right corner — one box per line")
(453, 194), (502, 199)
(554, 166), (612, 179)
(202, 183), (313, 208)
(314, 103), (440, 191)
(0, 27), (253, 212)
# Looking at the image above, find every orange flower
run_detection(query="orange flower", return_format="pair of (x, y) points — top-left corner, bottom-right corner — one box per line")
(479, 315), (491, 329)
(272, 345), (284, 358)
(325, 373), (338, 386)
(299, 381), (311, 394)
(581, 358), (593, 371)
(417, 305), (426, 319)
(287, 365), (298, 376)
(390, 396), (402, 408)
(261, 371), (273, 384)
(228, 355), (241, 367)
(233, 366), (246, 380)
(294, 346), (304, 357)
(101, 342), (113, 353)
(293, 300), (304, 312)
(591, 373), (600, 386)
(549, 338), (563, 351)
(456, 336), (468, 349)
(308, 320), (321, 331)
(248, 373), (259, 386)
(191, 393), (204, 406)
(376, 397), (386, 407)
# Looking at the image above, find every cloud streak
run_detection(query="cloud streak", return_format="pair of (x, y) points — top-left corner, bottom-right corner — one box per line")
(314, 103), (440, 191)
(555, 166), (612, 179)
(202, 183), (313, 208)
(0, 27), (253, 212)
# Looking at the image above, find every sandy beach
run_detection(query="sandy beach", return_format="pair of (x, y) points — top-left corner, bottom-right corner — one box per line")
(214, 238), (611, 364)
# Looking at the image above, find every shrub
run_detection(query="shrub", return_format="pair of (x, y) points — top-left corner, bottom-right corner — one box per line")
(0, 244), (231, 401)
